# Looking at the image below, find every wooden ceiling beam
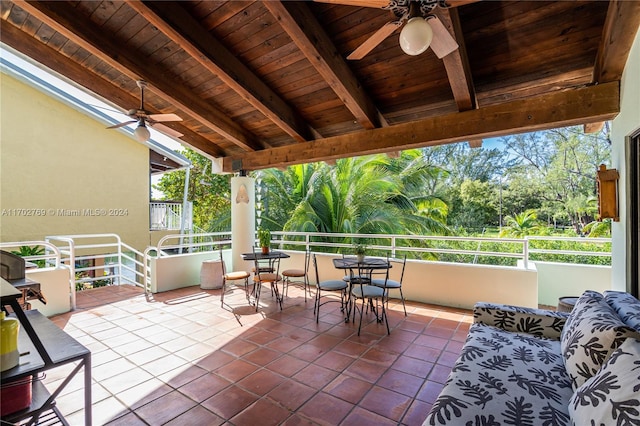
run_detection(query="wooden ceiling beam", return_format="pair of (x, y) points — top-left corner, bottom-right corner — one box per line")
(223, 81), (620, 171)
(435, 8), (477, 112)
(592, 0), (640, 83)
(584, 0), (639, 136)
(264, 1), (386, 130)
(127, 1), (314, 144)
(0, 20), (224, 158)
(19, 0), (262, 152)
(584, 122), (605, 134)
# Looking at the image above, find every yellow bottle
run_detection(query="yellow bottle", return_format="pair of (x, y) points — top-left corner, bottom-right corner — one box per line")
(0, 311), (19, 371)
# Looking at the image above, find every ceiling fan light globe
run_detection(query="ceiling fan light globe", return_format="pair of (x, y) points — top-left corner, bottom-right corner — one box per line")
(134, 123), (151, 142)
(399, 17), (433, 56)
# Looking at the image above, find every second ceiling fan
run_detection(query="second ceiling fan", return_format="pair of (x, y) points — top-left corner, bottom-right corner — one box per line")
(347, 0), (459, 60)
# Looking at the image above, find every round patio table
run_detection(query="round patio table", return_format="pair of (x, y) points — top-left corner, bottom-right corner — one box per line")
(332, 257), (391, 322)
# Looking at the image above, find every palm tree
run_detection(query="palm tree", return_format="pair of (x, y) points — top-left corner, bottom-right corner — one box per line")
(259, 152), (451, 253)
(499, 209), (541, 237)
(257, 162), (319, 231)
(583, 219), (611, 237)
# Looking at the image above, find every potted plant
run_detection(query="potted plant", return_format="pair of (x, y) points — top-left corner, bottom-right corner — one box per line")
(258, 228), (271, 254)
(353, 243), (366, 263)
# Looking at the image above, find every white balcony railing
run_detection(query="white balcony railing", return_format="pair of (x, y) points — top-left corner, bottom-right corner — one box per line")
(150, 202), (185, 231)
(5, 232), (612, 313)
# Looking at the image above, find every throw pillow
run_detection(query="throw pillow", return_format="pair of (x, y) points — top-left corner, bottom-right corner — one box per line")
(569, 337), (640, 425)
(560, 290), (604, 351)
(560, 291), (640, 389)
(604, 290), (640, 332)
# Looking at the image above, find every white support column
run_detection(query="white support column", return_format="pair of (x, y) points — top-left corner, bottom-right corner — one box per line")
(231, 176), (255, 271)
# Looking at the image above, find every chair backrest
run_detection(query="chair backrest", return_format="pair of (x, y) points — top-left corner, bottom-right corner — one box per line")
(303, 250), (311, 274)
(369, 254), (390, 282)
(253, 247), (280, 280)
(218, 242), (227, 275)
(312, 254), (320, 285)
(389, 255), (407, 284)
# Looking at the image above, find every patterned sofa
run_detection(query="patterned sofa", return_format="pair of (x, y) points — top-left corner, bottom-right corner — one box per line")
(424, 290), (640, 426)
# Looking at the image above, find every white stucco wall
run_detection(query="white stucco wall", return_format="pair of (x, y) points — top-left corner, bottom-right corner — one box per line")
(611, 30), (640, 292)
(534, 262), (612, 306)
(25, 267), (72, 317)
(299, 252), (538, 310)
(149, 251), (220, 293)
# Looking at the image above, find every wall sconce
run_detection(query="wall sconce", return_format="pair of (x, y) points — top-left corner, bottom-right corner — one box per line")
(596, 164), (619, 221)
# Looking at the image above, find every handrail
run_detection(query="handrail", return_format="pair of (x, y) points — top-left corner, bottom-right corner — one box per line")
(273, 231), (611, 269)
(274, 230), (528, 263)
(0, 241), (62, 268)
(150, 202), (183, 231)
(44, 233), (147, 297)
(143, 246), (155, 298)
(156, 231), (229, 255)
(524, 236), (612, 265)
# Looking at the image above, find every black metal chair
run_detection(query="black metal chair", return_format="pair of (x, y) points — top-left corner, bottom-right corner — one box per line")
(312, 254), (348, 323)
(371, 255), (407, 316)
(350, 262), (389, 335)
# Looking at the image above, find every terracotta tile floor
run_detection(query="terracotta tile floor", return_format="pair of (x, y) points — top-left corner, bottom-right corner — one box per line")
(44, 282), (472, 425)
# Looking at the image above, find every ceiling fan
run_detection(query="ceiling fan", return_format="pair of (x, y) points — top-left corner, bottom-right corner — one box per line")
(107, 80), (183, 142)
(347, 0), (459, 60)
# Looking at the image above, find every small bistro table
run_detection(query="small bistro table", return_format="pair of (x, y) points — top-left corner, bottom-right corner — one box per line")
(332, 257), (391, 322)
(241, 251), (290, 308)
(241, 250), (290, 262)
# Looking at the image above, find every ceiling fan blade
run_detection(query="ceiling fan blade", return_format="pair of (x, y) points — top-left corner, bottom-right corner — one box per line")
(347, 20), (402, 60)
(313, 0), (389, 7)
(106, 120), (136, 129)
(429, 17), (459, 59)
(150, 122), (184, 138)
(148, 113), (182, 122)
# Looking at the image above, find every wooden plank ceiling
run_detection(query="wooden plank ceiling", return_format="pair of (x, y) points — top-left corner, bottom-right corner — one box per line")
(2, 1), (639, 172)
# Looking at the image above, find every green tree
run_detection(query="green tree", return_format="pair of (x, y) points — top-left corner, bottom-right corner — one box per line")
(154, 149), (231, 231)
(422, 144), (514, 185)
(449, 179), (498, 231)
(258, 151), (451, 239)
(422, 144), (514, 231)
(256, 163), (319, 231)
(501, 126), (610, 234)
(499, 209), (542, 237)
(583, 219), (611, 237)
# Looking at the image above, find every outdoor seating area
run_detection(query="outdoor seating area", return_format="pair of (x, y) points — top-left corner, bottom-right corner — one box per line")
(43, 282), (472, 425)
(223, 251), (401, 336)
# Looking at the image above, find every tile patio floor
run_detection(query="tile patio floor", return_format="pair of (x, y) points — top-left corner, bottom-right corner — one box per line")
(44, 282), (472, 425)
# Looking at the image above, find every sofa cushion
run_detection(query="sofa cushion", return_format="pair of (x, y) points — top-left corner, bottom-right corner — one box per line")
(568, 337), (640, 425)
(604, 290), (640, 332)
(560, 291), (640, 390)
(474, 302), (569, 339)
(424, 322), (573, 426)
